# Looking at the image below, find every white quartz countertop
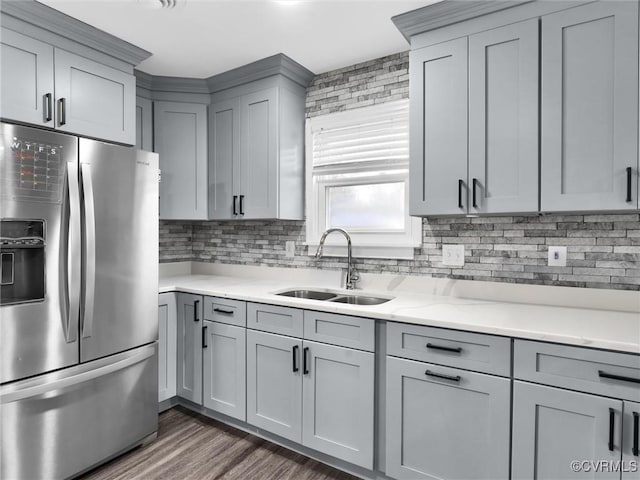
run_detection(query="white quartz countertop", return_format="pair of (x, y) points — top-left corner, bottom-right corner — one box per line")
(159, 271), (640, 354)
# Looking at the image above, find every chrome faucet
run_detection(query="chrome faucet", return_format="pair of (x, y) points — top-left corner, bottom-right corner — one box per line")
(314, 228), (360, 290)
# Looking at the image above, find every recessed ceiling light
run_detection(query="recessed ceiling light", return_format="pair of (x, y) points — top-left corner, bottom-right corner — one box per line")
(274, 0), (304, 6)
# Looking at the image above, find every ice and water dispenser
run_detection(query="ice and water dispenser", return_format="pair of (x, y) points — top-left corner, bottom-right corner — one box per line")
(0, 219), (45, 305)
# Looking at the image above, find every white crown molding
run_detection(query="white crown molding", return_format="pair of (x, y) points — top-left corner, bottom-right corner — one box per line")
(392, 0), (534, 41)
(0, 0), (151, 66)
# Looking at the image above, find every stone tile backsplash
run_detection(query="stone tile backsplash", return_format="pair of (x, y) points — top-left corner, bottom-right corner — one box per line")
(160, 215), (640, 290)
(158, 52), (640, 291)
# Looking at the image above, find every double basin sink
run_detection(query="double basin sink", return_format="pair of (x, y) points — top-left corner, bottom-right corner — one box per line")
(276, 289), (392, 306)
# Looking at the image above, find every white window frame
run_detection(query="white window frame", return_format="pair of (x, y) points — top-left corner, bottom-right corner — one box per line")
(305, 100), (421, 260)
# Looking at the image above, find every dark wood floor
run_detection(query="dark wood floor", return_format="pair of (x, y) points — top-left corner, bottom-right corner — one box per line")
(80, 406), (360, 480)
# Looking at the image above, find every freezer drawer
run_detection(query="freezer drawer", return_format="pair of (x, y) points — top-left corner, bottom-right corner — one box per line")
(0, 343), (158, 480)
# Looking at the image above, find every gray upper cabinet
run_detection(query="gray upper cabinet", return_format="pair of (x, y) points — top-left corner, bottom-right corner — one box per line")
(154, 101), (208, 220)
(410, 19), (539, 216)
(202, 320), (246, 421)
(512, 381), (622, 480)
(0, 29), (54, 127)
(541, 1), (639, 212)
(136, 96), (153, 151)
(209, 78), (307, 220)
(386, 356), (511, 479)
(468, 19), (539, 214)
(209, 98), (239, 219)
(0, 28), (136, 145)
(176, 293), (203, 405)
(54, 49), (135, 145)
(409, 37), (468, 216)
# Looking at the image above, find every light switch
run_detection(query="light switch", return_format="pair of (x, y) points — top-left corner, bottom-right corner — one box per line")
(547, 246), (567, 267)
(442, 244), (464, 266)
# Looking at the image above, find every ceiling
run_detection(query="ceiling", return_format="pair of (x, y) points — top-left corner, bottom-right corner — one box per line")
(38, 0), (437, 78)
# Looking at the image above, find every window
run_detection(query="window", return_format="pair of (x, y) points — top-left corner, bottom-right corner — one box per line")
(305, 100), (421, 259)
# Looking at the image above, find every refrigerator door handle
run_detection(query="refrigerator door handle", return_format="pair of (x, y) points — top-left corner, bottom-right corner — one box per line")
(81, 163), (96, 339)
(0, 346), (155, 404)
(66, 162), (80, 343)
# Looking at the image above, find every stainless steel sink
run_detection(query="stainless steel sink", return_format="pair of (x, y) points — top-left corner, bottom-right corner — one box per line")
(276, 289), (392, 306)
(277, 290), (338, 301)
(329, 295), (391, 305)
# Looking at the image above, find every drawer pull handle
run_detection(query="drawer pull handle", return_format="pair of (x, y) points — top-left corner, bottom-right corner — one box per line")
(193, 300), (199, 322)
(627, 167), (633, 203)
(472, 178), (479, 208)
(303, 347), (310, 375)
(458, 179), (464, 209)
(292, 345), (299, 373)
(608, 408), (615, 452)
(202, 325), (207, 349)
(598, 370), (640, 384)
(233, 195), (238, 215)
(425, 370), (461, 382)
(426, 343), (462, 354)
(44, 93), (53, 122)
(213, 308), (233, 315)
(633, 412), (639, 456)
(58, 98), (66, 126)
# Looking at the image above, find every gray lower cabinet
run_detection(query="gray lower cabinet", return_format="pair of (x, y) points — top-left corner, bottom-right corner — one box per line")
(246, 328), (375, 469)
(155, 101), (208, 220)
(622, 401), (640, 476)
(512, 381), (623, 480)
(246, 329), (303, 442)
(0, 27), (136, 145)
(302, 340), (374, 469)
(202, 320), (246, 421)
(158, 293), (177, 403)
(176, 293), (203, 404)
(386, 356), (511, 480)
(541, 1), (639, 211)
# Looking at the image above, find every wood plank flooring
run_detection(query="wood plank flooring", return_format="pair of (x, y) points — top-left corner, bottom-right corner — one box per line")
(80, 406), (360, 480)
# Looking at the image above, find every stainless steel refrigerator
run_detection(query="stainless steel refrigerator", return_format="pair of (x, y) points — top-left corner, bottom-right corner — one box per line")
(0, 122), (159, 479)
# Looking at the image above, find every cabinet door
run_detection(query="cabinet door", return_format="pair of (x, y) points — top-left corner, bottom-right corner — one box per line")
(0, 29), (54, 127)
(469, 19), (539, 214)
(158, 293), (177, 403)
(209, 98), (239, 220)
(136, 96), (153, 151)
(622, 400), (640, 477)
(154, 101), (208, 220)
(512, 381), (622, 480)
(246, 329), (302, 442)
(409, 37), (468, 216)
(239, 88), (278, 219)
(541, 1), (639, 211)
(202, 321), (246, 421)
(302, 341), (374, 469)
(176, 293), (203, 405)
(54, 49), (135, 145)
(386, 357), (510, 480)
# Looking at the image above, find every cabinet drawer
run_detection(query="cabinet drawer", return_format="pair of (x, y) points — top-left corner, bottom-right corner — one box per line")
(303, 311), (374, 352)
(387, 323), (510, 376)
(203, 297), (246, 327)
(247, 303), (303, 337)
(514, 340), (640, 402)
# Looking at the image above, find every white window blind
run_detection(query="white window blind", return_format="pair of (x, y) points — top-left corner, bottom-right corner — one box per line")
(306, 100), (421, 260)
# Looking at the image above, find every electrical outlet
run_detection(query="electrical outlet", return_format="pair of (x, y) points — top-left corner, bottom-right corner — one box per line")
(285, 241), (296, 258)
(442, 244), (464, 266)
(548, 246), (567, 267)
